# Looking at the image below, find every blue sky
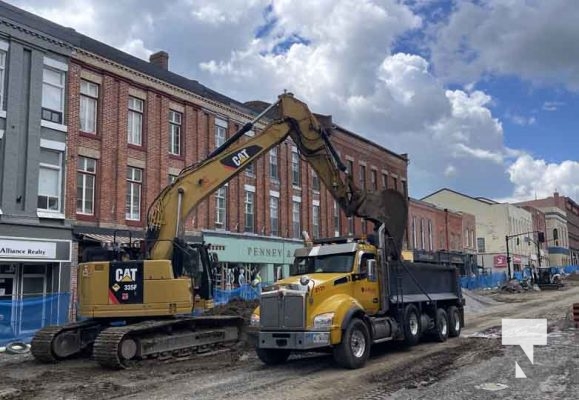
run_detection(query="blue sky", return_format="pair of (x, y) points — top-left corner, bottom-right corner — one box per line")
(9, 0), (579, 202)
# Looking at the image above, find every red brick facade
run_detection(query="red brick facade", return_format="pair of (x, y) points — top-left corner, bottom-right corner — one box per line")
(408, 199), (476, 253)
(66, 59), (408, 244)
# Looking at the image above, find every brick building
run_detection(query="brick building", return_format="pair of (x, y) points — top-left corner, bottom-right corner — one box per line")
(516, 192), (579, 266)
(405, 198), (477, 275)
(0, 3), (408, 290)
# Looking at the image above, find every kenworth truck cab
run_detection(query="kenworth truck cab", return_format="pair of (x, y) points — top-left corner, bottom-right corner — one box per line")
(251, 226), (465, 369)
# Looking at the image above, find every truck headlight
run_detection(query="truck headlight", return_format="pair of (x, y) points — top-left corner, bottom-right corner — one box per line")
(313, 312), (334, 329)
(250, 313), (260, 327)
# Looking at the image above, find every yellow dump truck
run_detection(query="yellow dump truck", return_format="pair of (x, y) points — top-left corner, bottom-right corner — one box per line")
(251, 228), (465, 369)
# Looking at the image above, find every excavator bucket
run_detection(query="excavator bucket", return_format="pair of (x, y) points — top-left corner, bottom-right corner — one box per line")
(358, 188), (408, 253)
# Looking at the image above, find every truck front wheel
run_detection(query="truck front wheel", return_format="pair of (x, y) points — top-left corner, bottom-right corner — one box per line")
(333, 318), (370, 369)
(256, 348), (290, 365)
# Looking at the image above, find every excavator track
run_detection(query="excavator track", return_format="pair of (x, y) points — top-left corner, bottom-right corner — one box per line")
(30, 321), (102, 363)
(93, 316), (243, 369)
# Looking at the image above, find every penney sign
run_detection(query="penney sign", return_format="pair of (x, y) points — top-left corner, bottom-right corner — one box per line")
(0, 239), (56, 259)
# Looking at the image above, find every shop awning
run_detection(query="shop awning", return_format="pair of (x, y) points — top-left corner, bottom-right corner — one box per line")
(80, 233), (140, 246)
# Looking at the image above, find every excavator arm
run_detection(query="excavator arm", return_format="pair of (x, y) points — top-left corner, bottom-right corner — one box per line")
(146, 93), (408, 262)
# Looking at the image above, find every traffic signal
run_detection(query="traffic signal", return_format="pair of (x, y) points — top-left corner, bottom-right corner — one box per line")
(538, 231), (545, 243)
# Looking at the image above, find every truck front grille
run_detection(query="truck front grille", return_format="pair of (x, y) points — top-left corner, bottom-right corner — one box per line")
(260, 291), (305, 330)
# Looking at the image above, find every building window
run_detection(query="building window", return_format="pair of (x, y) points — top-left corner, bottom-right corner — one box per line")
(245, 162), (255, 176)
(215, 118), (227, 148)
(292, 150), (300, 186)
(80, 80), (98, 133)
(420, 218), (425, 250)
(76, 156), (96, 215)
(359, 165), (366, 189)
(361, 219), (367, 234)
(168, 174), (178, 184)
(371, 170), (377, 190)
(270, 196), (279, 236)
(382, 173), (388, 189)
(42, 67), (65, 124)
(126, 167), (142, 220)
(477, 237), (485, 253)
(412, 216), (417, 249)
(393, 176), (398, 191)
(128, 97), (144, 146)
(470, 230), (475, 249)
(313, 204), (320, 238)
(428, 220), (433, 251)
(348, 217), (354, 235)
(245, 191), (255, 233)
(169, 110), (182, 155)
(553, 228), (559, 246)
(347, 160), (354, 175)
(334, 201), (340, 237)
(38, 148), (63, 212)
(312, 171), (320, 191)
(269, 147), (279, 180)
(215, 186), (227, 229)
(292, 201), (301, 238)
(0, 51), (7, 110)
(402, 180), (408, 197)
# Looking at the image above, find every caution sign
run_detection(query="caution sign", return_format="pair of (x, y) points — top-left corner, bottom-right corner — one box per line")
(108, 261), (144, 304)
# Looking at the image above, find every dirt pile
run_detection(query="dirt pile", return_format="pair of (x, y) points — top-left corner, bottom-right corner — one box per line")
(205, 299), (259, 325)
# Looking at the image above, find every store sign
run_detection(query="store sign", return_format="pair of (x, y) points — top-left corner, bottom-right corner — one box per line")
(203, 233), (302, 264)
(247, 246), (293, 259)
(0, 239), (56, 259)
(494, 255), (507, 268)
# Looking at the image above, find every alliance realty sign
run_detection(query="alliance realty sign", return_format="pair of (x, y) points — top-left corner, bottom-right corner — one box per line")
(0, 239), (56, 259)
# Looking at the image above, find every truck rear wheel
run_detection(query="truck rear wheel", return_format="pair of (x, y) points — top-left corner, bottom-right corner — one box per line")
(333, 318), (370, 369)
(402, 304), (421, 346)
(256, 348), (290, 365)
(448, 306), (462, 338)
(432, 308), (449, 342)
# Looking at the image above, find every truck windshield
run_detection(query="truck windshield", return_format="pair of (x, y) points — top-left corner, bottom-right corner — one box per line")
(290, 253), (355, 275)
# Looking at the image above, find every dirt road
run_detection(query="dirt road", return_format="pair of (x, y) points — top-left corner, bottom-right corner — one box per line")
(0, 285), (577, 400)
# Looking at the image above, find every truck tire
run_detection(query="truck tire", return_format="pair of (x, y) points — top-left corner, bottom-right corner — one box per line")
(402, 304), (421, 346)
(448, 306), (462, 338)
(256, 348), (290, 365)
(432, 308), (449, 342)
(333, 318), (370, 369)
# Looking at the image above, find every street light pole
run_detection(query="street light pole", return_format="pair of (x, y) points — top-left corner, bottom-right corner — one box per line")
(505, 235), (511, 280)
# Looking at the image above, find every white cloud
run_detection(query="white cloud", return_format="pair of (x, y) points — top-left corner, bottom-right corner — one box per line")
(429, 0), (579, 91)
(542, 101), (565, 111)
(507, 154), (579, 202)
(505, 111), (536, 126)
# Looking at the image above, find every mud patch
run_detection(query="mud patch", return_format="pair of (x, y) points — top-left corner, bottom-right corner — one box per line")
(362, 338), (504, 398)
(205, 299), (259, 325)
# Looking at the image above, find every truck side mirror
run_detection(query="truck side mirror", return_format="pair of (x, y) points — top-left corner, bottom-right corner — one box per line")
(367, 260), (377, 282)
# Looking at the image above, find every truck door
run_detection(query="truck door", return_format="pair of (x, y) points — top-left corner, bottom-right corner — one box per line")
(352, 252), (379, 314)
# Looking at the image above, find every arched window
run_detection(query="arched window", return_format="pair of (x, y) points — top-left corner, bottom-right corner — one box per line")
(553, 228), (559, 246)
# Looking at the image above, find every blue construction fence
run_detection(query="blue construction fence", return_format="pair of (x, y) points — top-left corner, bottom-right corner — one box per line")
(0, 293), (70, 346)
(213, 283), (264, 305)
(460, 265), (579, 290)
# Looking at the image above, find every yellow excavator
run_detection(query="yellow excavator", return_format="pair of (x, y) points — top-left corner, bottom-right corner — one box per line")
(30, 92), (407, 369)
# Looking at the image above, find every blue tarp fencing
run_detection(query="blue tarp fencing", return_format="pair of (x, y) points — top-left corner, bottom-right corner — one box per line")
(460, 265), (579, 290)
(0, 293), (70, 346)
(213, 283), (263, 305)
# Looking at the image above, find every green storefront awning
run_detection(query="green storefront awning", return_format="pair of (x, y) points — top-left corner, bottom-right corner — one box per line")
(202, 232), (304, 264)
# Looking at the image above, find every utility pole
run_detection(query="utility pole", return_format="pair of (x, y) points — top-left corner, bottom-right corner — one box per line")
(505, 235), (511, 280)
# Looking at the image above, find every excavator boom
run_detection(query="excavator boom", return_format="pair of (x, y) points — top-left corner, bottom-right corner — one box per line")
(146, 93), (408, 261)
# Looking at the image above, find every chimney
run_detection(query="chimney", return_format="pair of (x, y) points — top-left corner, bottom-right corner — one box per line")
(149, 51), (169, 70)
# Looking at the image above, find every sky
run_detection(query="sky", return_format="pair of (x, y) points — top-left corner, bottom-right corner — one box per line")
(9, 0), (579, 202)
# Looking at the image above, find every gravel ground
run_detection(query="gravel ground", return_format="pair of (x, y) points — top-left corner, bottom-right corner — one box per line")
(0, 284), (577, 400)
